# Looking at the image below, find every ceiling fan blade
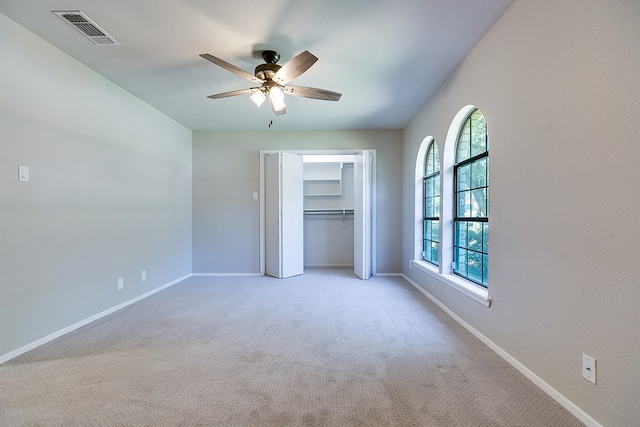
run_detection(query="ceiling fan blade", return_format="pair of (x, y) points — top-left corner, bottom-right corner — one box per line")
(200, 54), (264, 84)
(272, 51), (318, 85)
(207, 88), (260, 99)
(284, 85), (342, 101)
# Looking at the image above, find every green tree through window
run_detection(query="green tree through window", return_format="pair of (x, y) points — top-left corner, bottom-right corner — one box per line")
(454, 109), (489, 286)
(423, 141), (440, 265)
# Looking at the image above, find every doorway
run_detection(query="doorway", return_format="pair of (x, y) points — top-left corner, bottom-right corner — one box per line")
(259, 149), (376, 279)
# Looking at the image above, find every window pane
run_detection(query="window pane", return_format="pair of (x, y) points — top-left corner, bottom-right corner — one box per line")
(468, 222), (483, 252)
(471, 189), (488, 217)
(424, 239), (431, 261)
(458, 191), (470, 217)
(424, 220), (431, 240)
(470, 110), (487, 157)
(457, 164), (470, 191)
(434, 174), (440, 196)
(482, 254), (489, 286)
(457, 121), (471, 161)
(468, 251), (483, 283)
(433, 148), (440, 172)
(432, 219), (440, 242)
(432, 242), (439, 265)
(425, 143), (441, 176)
(455, 247), (467, 276)
(485, 157), (490, 186)
(483, 223), (489, 254)
(471, 157), (487, 189)
(455, 221), (467, 249)
(426, 178), (433, 198)
(486, 187), (490, 214)
(425, 147), (434, 176)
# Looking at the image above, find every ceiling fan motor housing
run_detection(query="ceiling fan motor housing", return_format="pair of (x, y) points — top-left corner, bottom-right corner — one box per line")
(254, 63), (281, 81)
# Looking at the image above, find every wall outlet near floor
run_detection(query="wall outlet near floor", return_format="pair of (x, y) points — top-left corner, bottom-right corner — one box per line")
(117, 277), (124, 290)
(582, 354), (596, 384)
(141, 270), (146, 282)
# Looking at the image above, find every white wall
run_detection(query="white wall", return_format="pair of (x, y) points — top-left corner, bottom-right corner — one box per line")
(0, 14), (193, 358)
(192, 130), (402, 274)
(402, 0), (640, 425)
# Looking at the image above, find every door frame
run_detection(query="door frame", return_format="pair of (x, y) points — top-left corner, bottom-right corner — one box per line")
(259, 149), (377, 277)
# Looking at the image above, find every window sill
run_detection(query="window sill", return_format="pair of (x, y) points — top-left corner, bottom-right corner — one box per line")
(410, 260), (491, 307)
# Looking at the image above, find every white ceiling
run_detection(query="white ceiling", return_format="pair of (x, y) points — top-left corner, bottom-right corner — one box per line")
(0, 0), (514, 131)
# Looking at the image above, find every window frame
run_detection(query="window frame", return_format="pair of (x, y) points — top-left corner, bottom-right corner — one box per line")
(453, 109), (489, 287)
(423, 141), (440, 265)
(411, 106), (490, 307)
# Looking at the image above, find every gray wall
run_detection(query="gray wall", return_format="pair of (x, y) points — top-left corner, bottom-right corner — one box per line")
(0, 14), (193, 358)
(402, 0), (640, 425)
(192, 130), (403, 274)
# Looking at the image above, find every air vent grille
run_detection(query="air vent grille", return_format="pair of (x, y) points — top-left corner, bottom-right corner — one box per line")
(53, 11), (120, 46)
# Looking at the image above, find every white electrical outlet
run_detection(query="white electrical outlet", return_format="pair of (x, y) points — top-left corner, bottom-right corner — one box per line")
(141, 270), (146, 282)
(582, 354), (596, 384)
(117, 277), (124, 290)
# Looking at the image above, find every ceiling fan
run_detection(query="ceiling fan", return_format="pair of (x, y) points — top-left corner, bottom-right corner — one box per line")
(200, 50), (342, 116)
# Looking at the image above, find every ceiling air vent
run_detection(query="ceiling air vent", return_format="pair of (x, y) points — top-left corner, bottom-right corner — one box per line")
(53, 11), (120, 46)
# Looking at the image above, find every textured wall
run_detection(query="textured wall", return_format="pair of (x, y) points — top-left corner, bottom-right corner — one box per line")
(0, 14), (193, 358)
(192, 130), (402, 274)
(402, 0), (640, 425)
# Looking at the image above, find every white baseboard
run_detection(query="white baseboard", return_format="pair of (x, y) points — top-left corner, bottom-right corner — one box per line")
(0, 273), (192, 365)
(192, 273), (263, 277)
(374, 272), (402, 277)
(401, 274), (602, 427)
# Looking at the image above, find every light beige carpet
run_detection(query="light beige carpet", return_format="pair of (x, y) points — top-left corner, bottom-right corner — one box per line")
(0, 268), (583, 426)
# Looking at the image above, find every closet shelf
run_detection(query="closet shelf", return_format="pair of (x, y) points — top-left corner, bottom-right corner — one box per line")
(302, 161), (343, 196)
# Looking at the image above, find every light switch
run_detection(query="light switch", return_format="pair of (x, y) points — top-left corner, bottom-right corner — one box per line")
(253, 192), (258, 200)
(582, 354), (596, 384)
(18, 165), (29, 182)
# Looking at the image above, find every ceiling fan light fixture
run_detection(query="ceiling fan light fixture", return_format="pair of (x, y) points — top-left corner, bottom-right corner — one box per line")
(250, 90), (266, 107)
(269, 86), (286, 113)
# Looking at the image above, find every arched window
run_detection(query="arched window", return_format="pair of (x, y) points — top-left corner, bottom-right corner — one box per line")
(454, 109), (489, 287)
(423, 141), (440, 265)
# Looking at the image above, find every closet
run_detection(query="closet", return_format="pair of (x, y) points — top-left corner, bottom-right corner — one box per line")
(303, 156), (355, 269)
(260, 150), (374, 280)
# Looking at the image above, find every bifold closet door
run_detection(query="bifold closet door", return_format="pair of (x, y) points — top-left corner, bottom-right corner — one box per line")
(354, 150), (372, 280)
(265, 152), (304, 279)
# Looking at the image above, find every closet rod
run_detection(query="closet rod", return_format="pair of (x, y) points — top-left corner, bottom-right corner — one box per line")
(303, 209), (354, 215)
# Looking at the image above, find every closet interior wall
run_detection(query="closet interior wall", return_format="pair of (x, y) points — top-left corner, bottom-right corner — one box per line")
(303, 162), (355, 267)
